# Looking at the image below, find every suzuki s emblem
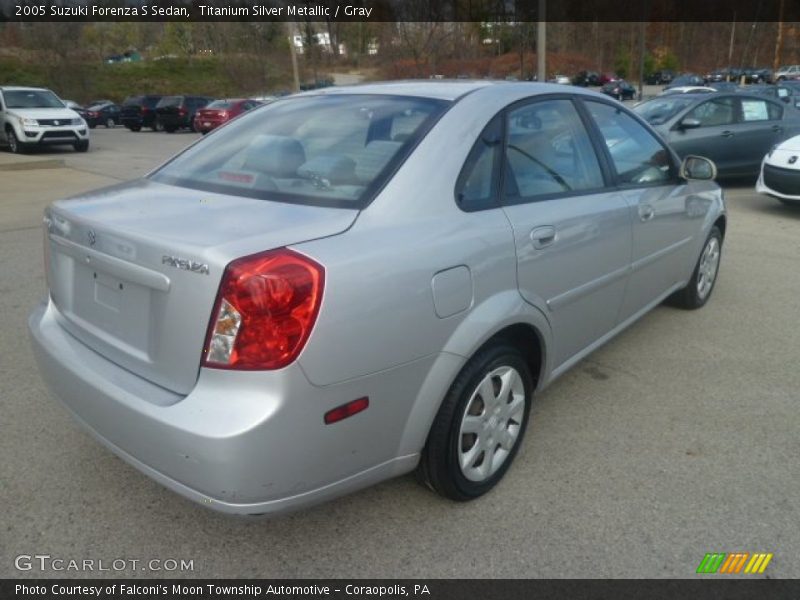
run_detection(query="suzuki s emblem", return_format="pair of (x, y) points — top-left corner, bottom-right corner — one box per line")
(87, 229), (96, 246)
(789, 155), (798, 165)
(53, 120), (59, 126)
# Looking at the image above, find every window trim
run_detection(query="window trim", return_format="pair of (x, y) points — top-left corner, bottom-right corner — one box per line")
(579, 97), (682, 190)
(454, 113), (505, 212)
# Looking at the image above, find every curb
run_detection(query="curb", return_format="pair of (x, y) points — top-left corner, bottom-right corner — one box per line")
(0, 159), (66, 171)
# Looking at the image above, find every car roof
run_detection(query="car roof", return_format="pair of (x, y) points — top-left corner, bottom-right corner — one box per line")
(291, 80), (623, 102)
(294, 80), (503, 101)
(0, 86), (51, 92)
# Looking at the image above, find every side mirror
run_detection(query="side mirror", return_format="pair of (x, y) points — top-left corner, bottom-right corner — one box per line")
(680, 118), (702, 130)
(680, 155), (717, 181)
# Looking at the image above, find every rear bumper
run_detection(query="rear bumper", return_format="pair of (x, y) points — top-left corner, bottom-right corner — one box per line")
(28, 299), (423, 515)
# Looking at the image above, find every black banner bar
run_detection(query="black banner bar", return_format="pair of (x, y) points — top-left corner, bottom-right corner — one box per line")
(2, 0), (800, 22)
(3, 579), (800, 600)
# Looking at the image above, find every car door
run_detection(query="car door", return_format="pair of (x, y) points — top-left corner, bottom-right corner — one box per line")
(583, 100), (701, 322)
(731, 97), (785, 174)
(667, 96), (739, 174)
(499, 96), (632, 369)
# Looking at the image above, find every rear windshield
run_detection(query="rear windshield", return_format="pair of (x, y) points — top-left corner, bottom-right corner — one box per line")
(634, 96), (696, 125)
(156, 96), (182, 108)
(4, 90), (64, 109)
(206, 100), (236, 109)
(123, 96), (143, 106)
(150, 94), (449, 208)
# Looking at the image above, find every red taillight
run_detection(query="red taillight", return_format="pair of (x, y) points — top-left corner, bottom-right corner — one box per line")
(178, 107), (187, 116)
(202, 248), (325, 370)
(142, 108), (150, 114)
(219, 111), (228, 118)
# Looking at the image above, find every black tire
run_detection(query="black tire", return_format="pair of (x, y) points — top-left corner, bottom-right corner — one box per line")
(129, 125), (141, 132)
(73, 139), (89, 152)
(164, 126), (177, 133)
(6, 127), (26, 154)
(667, 226), (723, 310)
(417, 344), (533, 501)
(88, 123), (96, 129)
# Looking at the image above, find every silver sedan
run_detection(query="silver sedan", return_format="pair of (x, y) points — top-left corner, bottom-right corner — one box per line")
(28, 81), (726, 515)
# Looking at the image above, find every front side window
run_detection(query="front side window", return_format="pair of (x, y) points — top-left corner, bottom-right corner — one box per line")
(151, 94), (449, 208)
(685, 97), (736, 127)
(503, 99), (604, 202)
(585, 101), (673, 185)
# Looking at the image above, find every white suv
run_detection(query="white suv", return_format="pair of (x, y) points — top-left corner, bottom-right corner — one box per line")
(0, 86), (89, 153)
(775, 65), (800, 81)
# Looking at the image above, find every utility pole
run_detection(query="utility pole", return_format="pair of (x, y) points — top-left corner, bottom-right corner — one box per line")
(773, 0), (785, 74)
(727, 13), (736, 74)
(536, 0), (546, 81)
(287, 22), (300, 93)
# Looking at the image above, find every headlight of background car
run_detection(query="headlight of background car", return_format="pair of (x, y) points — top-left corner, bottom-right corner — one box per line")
(18, 116), (38, 128)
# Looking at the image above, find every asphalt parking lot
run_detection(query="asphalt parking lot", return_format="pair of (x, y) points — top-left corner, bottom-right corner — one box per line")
(2, 127), (799, 579)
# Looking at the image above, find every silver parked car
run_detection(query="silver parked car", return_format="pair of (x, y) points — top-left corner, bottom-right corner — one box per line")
(28, 82), (726, 515)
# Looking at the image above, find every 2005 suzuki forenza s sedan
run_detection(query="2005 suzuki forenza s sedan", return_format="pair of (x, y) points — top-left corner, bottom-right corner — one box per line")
(29, 82), (726, 515)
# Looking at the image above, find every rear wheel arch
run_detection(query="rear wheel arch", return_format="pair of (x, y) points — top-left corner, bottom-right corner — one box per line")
(713, 214), (727, 241)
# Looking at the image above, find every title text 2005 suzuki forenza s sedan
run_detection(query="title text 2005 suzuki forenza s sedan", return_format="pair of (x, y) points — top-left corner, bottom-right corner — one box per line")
(29, 82), (726, 515)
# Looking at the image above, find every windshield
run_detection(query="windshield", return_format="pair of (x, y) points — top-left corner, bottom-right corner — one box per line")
(634, 97), (696, 125)
(4, 90), (64, 109)
(150, 94), (449, 208)
(157, 96), (182, 108)
(206, 100), (236, 109)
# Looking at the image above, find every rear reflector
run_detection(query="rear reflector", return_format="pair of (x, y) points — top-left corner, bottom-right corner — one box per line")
(324, 397), (369, 425)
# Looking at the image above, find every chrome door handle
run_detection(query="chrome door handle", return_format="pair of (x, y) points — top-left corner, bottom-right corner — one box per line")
(721, 130), (734, 138)
(639, 205), (655, 222)
(530, 226), (556, 249)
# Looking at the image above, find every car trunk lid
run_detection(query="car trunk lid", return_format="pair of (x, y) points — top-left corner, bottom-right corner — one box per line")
(45, 178), (358, 395)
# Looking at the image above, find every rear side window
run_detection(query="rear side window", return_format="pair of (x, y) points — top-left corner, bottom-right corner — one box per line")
(585, 101), (673, 186)
(150, 94), (449, 208)
(503, 99), (604, 202)
(741, 99), (781, 121)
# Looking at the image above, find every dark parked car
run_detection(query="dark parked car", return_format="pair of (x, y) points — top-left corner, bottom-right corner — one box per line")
(601, 80), (636, 101)
(192, 98), (262, 134)
(634, 92), (800, 178)
(646, 70), (675, 85)
(83, 103), (121, 128)
(573, 71), (601, 86)
(665, 74), (706, 90)
(120, 95), (163, 131)
(155, 95), (213, 133)
(707, 82), (738, 92)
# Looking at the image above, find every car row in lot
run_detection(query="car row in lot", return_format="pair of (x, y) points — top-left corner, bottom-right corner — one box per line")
(120, 94), (263, 133)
